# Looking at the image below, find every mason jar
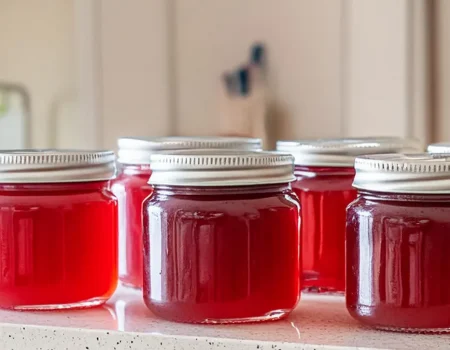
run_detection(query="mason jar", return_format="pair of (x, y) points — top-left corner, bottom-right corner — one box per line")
(347, 153), (450, 332)
(143, 149), (300, 323)
(277, 137), (421, 293)
(112, 136), (262, 289)
(0, 150), (117, 310)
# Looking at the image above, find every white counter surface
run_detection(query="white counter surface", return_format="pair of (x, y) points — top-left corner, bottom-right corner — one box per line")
(0, 286), (448, 350)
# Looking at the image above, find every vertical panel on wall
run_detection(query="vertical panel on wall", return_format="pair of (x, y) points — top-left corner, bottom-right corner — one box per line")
(74, 0), (102, 149)
(174, 0), (343, 143)
(0, 0), (76, 148)
(99, 0), (171, 150)
(344, 0), (409, 137)
(410, 0), (431, 144)
(434, 0), (450, 142)
(343, 0), (430, 142)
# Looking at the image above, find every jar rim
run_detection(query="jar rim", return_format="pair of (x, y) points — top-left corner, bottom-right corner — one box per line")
(0, 149), (116, 183)
(117, 136), (262, 164)
(149, 149), (295, 186)
(353, 153), (450, 193)
(276, 137), (422, 167)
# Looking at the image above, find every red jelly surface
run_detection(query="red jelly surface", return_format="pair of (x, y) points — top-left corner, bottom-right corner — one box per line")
(0, 182), (118, 310)
(292, 166), (356, 293)
(111, 164), (152, 288)
(143, 184), (300, 323)
(347, 192), (450, 331)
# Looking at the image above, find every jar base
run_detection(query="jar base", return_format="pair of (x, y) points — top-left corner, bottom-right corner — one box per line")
(119, 280), (142, 290)
(375, 325), (450, 334)
(348, 304), (450, 332)
(11, 297), (107, 311)
(201, 309), (291, 324)
(302, 286), (344, 296)
(146, 299), (294, 324)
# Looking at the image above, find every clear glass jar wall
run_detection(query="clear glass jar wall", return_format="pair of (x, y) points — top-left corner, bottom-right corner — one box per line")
(112, 163), (152, 289)
(292, 165), (355, 292)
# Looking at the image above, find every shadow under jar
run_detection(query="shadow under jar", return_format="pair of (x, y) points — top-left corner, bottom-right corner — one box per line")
(143, 150), (300, 324)
(277, 137), (421, 294)
(112, 137), (262, 289)
(347, 153), (450, 332)
(0, 150), (118, 310)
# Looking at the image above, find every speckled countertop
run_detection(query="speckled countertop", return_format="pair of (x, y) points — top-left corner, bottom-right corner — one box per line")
(0, 287), (448, 350)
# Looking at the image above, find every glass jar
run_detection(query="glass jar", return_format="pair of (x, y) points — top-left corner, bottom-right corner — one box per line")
(143, 150), (300, 323)
(347, 154), (450, 332)
(0, 150), (117, 310)
(112, 137), (262, 289)
(428, 142), (450, 154)
(277, 137), (421, 293)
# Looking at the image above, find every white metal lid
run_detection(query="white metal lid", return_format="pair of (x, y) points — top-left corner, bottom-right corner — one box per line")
(0, 150), (116, 183)
(117, 136), (263, 164)
(276, 137), (422, 167)
(427, 143), (450, 154)
(149, 149), (295, 186)
(353, 153), (450, 194)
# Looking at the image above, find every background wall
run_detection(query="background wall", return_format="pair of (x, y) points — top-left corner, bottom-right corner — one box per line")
(88, 0), (431, 150)
(99, 0), (171, 149)
(0, 0), (76, 148)
(174, 0), (342, 140)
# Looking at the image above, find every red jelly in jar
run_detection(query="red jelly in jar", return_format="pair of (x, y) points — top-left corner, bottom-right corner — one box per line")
(143, 150), (300, 323)
(0, 150), (117, 310)
(277, 138), (421, 294)
(112, 137), (262, 289)
(347, 153), (450, 332)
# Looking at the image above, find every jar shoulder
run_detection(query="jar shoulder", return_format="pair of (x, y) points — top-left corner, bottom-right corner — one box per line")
(111, 169), (152, 188)
(145, 188), (300, 213)
(292, 174), (354, 192)
(347, 195), (450, 222)
(0, 186), (117, 208)
(111, 172), (152, 199)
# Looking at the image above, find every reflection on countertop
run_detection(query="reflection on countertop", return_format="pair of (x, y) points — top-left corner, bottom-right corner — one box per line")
(0, 286), (449, 350)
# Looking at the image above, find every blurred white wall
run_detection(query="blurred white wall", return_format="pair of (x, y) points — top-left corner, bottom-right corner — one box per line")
(0, 0), (439, 150)
(0, 0), (76, 148)
(99, 0), (171, 149)
(90, 0), (430, 150)
(343, 0), (429, 142)
(174, 0), (343, 140)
